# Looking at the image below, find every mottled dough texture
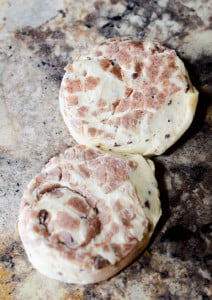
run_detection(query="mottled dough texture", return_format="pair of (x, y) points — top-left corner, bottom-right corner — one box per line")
(18, 145), (161, 284)
(59, 39), (198, 156)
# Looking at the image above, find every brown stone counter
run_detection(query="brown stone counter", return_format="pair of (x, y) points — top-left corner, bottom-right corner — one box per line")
(0, 0), (211, 299)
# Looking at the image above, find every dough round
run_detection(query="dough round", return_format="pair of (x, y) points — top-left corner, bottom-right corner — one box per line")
(59, 39), (198, 156)
(18, 145), (161, 284)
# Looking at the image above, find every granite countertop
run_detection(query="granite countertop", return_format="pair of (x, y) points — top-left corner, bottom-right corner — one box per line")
(0, 0), (211, 299)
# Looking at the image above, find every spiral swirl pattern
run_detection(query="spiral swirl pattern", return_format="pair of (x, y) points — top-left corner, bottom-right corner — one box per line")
(18, 145), (161, 283)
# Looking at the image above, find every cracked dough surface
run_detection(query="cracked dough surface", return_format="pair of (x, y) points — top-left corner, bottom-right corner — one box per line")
(59, 39), (198, 155)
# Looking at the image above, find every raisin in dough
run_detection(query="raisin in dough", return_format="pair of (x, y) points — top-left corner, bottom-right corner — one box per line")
(18, 145), (161, 284)
(59, 39), (198, 156)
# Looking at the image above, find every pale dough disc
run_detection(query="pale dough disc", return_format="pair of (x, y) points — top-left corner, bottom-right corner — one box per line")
(59, 39), (198, 156)
(18, 145), (161, 284)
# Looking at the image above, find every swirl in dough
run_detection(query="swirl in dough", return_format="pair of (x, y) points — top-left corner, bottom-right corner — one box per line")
(18, 145), (161, 284)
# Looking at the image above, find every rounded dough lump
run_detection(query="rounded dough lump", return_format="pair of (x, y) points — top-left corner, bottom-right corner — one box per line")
(18, 145), (161, 284)
(59, 39), (198, 156)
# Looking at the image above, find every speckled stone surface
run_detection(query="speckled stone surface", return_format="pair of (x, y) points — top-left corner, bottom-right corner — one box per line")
(0, 0), (211, 299)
